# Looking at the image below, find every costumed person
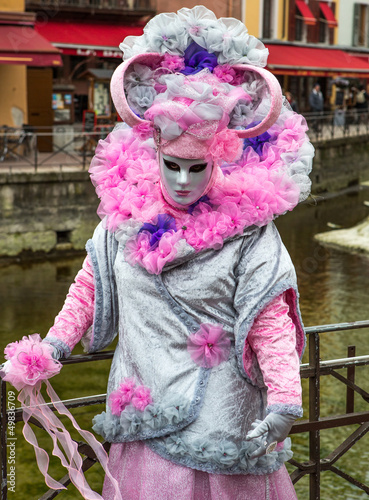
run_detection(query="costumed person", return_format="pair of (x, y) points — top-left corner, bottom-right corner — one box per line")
(1, 6), (314, 500)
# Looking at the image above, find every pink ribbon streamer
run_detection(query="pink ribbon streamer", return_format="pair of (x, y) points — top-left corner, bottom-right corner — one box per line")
(17, 381), (122, 500)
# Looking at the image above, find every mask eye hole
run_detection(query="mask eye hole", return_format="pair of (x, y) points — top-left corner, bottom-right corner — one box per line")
(163, 159), (180, 171)
(189, 163), (207, 173)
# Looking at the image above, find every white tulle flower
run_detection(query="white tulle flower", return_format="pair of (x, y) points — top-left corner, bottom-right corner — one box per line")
(127, 85), (157, 117)
(281, 141), (314, 173)
(177, 6), (218, 49)
(242, 75), (267, 102)
(125, 64), (155, 90)
(144, 12), (189, 55)
(217, 32), (268, 66)
(115, 219), (143, 246)
(229, 100), (253, 128)
(241, 36), (269, 67)
(202, 17), (248, 56)
(120, 34), (149, 61)
(119, 7), (268, 66)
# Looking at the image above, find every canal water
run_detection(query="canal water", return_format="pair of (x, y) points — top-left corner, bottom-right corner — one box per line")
(1, 186), (369, 499)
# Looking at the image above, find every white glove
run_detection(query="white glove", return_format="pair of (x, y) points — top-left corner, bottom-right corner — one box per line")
(246, 413), (296, 458)
(0, 360), (11, 375)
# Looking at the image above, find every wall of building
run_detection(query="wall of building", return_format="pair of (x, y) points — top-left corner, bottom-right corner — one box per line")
(333, 0), (340, 45)
(243, 0), (290, 41)
(0, 0), (27, 126)
(0, 0), (24, 11)
(0, 65), (28, 126)
(337, 0), (369, 46)
(244, 0), (261, 36)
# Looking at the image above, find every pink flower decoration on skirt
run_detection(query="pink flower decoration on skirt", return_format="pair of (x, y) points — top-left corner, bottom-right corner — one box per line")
(109, 378), (136, 416)
(131, 385), (152, 411)
(187, 324), (231, 368)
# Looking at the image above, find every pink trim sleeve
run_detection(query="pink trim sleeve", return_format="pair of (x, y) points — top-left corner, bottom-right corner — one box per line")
(44, 256), (95, 357)
(247, 292), (302, 413)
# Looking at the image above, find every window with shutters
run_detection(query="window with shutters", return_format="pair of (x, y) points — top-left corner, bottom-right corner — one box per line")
(318, 4), (329, 44)
(318, 17), (329, 43)
(262, 0), (274, 39)
(295, 7), (307, 42)
(353, 3), (369, 47)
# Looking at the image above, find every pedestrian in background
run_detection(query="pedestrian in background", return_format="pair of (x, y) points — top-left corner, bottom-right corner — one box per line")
(309, 83), (324, 133)
(285, 91), (299, 113)
(354, 84), (368, 124)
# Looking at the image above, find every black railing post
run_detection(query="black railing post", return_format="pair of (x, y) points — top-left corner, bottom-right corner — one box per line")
(309, 332), (321, 500)
(34, 134), (38, 173)
(346, 346), (356, 414)
(82, 133), (87, 170)
(1, 379), (7, 500)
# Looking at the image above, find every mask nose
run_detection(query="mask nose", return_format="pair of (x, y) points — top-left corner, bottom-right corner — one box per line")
(177, 168), (190, 187)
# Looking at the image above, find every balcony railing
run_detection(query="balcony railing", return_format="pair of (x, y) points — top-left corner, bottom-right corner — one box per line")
(1, 319), (369, 499)
(25, 0), (155, 12)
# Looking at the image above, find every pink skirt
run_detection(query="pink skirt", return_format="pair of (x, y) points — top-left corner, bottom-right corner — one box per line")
(102, 442), (298, 500)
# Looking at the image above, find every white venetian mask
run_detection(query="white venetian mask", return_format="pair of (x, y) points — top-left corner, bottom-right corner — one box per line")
(159, 153), (213, 207)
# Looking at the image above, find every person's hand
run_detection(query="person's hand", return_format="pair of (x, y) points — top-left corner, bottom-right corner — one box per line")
(0, 360), (11, 375)
(246, 413), (296, 458)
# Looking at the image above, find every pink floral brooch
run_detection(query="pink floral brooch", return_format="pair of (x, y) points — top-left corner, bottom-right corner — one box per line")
(187, 323), (231, 368)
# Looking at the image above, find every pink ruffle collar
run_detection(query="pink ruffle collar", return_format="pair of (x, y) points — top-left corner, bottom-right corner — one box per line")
(89, 107), (313, 275)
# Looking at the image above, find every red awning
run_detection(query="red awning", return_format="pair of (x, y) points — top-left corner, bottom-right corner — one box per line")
(266, 45), (369, 77)
(35, 21), (144, 58)
(319, 1), (338, 27)
(0, 25), (62, 66)
(295, 0), (317, 25)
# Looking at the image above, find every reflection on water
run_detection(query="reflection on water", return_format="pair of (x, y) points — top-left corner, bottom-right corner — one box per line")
(1, 187), (369, 499)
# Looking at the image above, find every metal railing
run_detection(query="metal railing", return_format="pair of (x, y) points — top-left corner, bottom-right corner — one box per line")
(0, 125), (115, 173)
(25, 0), (155, 11)
(304, 109), (369, 142)
(2, 110), (369, 174)
(1, 320), (369, 499)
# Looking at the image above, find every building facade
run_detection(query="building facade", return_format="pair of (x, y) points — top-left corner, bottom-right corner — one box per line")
(3, 0), (369, 129)
(242, 0), (369, 112)
(0, 0), (63, 148)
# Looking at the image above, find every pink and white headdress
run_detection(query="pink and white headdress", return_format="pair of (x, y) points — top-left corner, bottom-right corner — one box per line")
(110, 15), (284, 208)
(111, 53), (283, 156)
(110, 6), (283, 164)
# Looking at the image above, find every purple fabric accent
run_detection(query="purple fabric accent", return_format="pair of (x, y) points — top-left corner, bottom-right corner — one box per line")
(243, 122), (272, 155)
(187, 195), (210, 215)
(45, 256), (95, 353)
(139, 214), (177, 248)
(245, 292), (302, 409)
(181, 42), (218, 75)
(102, 441), (298, 499)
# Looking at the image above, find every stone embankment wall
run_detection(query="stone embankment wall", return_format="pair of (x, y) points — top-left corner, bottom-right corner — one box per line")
(1, 134), (369, 259)
(312, 135), (369, 193)
(0, 171), (99, 259)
